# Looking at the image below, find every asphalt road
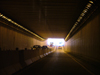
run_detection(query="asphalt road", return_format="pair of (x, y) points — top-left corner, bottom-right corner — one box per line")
(16, 50), (92, 75)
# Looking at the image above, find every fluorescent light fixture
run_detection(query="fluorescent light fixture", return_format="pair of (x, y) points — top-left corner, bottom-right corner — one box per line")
(87, 3), (92, 8)
(0, 13), (3, 17)
(8, 19), (11, 21)
(77, 17), (82, 22)
(65, 1), (94, 41)
(89, 1), (94, 4)
(81, 13), (85, 16)
(83, 9), (88, 13)
(2, 16), (6, 19)
(0, 13), (45, 40)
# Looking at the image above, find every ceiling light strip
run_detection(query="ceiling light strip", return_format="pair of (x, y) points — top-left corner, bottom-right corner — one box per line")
(0, 13), (45, 40)
(65, 1), (94, 41)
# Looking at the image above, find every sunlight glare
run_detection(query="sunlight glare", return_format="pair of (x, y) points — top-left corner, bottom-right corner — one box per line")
(47, 38), (65, 46)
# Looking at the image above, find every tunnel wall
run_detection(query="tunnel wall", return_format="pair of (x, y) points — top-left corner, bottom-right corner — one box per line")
(0, 24), (43, 51)
(64, 10), (100, 61)
(0, 23), (53, 75)
(0, 19), (53, 75)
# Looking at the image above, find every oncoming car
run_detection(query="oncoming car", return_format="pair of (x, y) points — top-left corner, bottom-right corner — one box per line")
(58, 46), (62, 49)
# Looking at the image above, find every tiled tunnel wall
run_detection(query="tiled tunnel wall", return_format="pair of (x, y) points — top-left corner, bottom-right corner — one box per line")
(0, 24), (47, 51)
(64, 9), (100, 74)
(0, 19), (51, 75)
(0, 24), (51, 74)
(64, 10), (100, 62)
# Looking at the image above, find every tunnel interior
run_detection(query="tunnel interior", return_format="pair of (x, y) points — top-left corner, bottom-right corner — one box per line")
(0, 0), (100, 75)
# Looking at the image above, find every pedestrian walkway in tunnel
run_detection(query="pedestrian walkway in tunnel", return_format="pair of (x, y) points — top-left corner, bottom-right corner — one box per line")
(14, 49), (92, 75)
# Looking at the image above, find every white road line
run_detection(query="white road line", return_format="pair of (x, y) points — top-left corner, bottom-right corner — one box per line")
(64, 52), (95, 75)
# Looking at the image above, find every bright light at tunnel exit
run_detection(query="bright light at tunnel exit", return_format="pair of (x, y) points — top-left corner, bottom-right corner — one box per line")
(47, 38), (65, 46)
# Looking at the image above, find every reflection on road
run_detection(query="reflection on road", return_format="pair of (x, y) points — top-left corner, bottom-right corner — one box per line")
(56, 49), (64, 53)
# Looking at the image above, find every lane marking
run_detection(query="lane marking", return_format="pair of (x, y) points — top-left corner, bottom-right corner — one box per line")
(64, 52), (95, 75)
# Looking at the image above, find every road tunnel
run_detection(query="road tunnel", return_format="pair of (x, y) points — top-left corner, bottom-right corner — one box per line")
(0, 0), (100, 75)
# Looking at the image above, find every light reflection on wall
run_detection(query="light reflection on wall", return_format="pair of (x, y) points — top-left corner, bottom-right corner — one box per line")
(47, 38), (65, 46)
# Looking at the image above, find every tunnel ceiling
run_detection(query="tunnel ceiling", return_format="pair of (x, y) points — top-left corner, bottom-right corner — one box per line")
(0, 0), (89, 39)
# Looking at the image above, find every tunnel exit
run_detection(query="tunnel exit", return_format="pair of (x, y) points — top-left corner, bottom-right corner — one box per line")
(47, 38), (65, 46)
(47, 38), (65, 51)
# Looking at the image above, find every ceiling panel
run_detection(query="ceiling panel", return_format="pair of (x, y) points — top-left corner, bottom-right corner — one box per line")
(0, 0), (89, 39)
